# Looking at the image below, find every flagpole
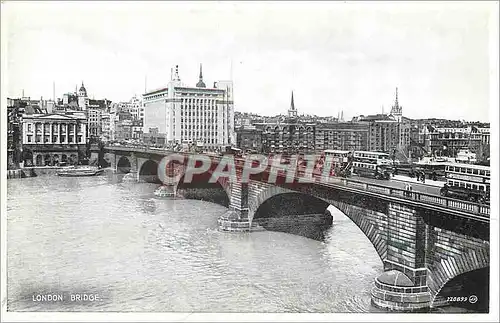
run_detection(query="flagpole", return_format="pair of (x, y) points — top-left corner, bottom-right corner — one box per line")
(230, 58), (233, 81)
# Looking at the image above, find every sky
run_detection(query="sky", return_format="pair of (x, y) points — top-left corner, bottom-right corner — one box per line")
(2, 1), (498, 122)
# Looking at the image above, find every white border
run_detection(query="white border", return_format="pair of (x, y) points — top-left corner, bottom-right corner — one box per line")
(1, 1), (499, 322)
(486, 1), (500, 322)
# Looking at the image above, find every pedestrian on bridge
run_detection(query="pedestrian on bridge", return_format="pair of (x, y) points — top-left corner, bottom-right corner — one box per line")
(404, 183), (410, 197)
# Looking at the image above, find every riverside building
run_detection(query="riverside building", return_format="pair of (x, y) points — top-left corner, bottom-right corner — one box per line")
(255, 92), (316, 154)
(21, 112), (88, 166)
(143, 64), (235, 151)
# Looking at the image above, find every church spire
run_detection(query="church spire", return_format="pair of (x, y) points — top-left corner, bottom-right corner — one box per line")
(288, 91), (297, 119)
(395, 87), (399, 107)
(196, 63), (206, 88)
(390, 86), (402, 122)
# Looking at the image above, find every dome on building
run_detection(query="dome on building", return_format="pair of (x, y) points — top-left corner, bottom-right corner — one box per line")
(79, 82), (87, 95)
(376, 270), (413, 287)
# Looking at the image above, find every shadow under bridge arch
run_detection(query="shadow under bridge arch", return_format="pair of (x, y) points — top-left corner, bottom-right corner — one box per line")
(139, 159), (161, 183)
(249, 186), (332, 241)
(117, 156), (131, 173)
(429, 246), (490, 312)
(176, 170), (231, 208)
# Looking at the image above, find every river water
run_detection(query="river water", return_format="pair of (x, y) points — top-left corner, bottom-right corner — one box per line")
(6, 171), (411, 312)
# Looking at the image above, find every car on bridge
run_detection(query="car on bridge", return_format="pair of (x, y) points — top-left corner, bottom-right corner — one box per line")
(354, 164), (391, 180)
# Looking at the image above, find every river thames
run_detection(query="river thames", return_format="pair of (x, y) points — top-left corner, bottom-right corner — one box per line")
(6, 172), (468, 313)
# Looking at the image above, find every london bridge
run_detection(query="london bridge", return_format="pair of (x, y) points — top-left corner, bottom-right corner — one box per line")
(95, 144), (490, 312)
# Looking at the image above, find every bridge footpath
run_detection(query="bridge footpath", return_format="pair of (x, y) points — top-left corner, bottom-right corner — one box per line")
(357, 175), (442, 196)
(97, 145), (491, 312)
(391, 174), (444, 188)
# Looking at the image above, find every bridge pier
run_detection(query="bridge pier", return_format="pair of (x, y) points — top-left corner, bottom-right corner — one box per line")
(370, 202), (431, 311)
(154, 159), (185, 196)
(371, 271), (431, 311)
(89, 151), (99, 166)
(104, 152), (116, 172)
(130, 153), (138, 174)
(218, 181), (251, 232)
(218, 208), (251, 232)
(155, 183), (178, 197)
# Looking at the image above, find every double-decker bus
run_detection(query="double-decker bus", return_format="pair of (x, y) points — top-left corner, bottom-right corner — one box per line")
(440, 163), (490, 203)
(352, 151), (391, 180)
(324, 149), (352, 177)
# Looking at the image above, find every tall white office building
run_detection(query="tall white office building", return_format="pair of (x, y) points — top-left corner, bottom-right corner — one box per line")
(143, 64), (235, 150)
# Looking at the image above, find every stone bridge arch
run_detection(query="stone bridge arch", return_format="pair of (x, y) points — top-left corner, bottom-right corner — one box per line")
(156, 164), (232, 208)
(138, 159), (160, 183)
(176, 170), (232, 198)
(428, 243), (489, 307)
(328, 200), (388, 262)
(116, 156), (132, 173)
(213, 175), (232, 200)
(247, 182), (387, 262)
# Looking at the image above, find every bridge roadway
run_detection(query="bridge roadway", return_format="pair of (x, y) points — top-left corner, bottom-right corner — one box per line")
(102, 145), (489, 220)
(107, 145), (442, 195)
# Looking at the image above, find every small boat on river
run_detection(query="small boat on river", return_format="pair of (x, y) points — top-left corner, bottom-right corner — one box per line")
(57, 166), (104, 177)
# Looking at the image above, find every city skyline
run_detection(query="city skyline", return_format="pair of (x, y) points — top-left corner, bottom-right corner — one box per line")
(7, 82), (491, 124)
(3, 1), (496, 122)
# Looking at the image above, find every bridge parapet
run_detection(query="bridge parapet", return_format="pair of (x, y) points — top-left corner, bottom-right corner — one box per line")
(296, 171), (490, 219)
(103, 147), (491, 218)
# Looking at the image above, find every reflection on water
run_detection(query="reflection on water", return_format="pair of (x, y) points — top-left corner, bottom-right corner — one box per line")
(6, 172), (470, 313)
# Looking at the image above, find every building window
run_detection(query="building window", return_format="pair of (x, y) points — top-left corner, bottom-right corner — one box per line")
(27, 135), (33, 143)
(36, 135), (42, 143)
